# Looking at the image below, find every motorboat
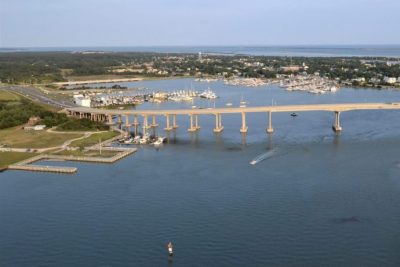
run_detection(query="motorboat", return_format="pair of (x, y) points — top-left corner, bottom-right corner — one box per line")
(199, 89), (218, 99)
(133, 136), (141, 144)
(124, 137), (133, 144)
(167, 242), (173, 256)
(158, 137), (166, 143)
(153, 139), (163, 146)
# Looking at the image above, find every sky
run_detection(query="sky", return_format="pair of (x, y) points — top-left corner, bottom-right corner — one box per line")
(1, 0), (400, 47)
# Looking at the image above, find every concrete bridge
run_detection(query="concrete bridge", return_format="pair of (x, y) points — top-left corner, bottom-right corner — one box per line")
(65, 102), (400, 135)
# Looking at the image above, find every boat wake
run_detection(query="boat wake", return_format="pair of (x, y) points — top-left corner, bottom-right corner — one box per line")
(250, 149), (277, 165)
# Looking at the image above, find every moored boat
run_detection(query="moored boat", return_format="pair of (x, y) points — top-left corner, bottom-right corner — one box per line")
(167, 242), (173, 256)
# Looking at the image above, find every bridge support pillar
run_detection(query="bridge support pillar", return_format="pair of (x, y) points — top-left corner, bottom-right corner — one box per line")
(133, 115), (139, 136)
(143, 115), (149, 134)
(151, 115), (158, 127)
(125, 115), (131, 133)
(188, 114), (196, 132)
(332, 111), (342, 132)
(266, 111), (274, 134)
(107, 114), (114, 125)
(172, 114), (179, 129)
(195, 115), (200, 130)
(164, 114), (173, 131)
(117, 115), (123, 130)
(188, 114), (200, 132)
(240, 112), (248, 133)
(213, 113), (224, 133)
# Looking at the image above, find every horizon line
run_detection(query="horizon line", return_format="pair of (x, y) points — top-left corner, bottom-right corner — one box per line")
(2, 44), (400, 49)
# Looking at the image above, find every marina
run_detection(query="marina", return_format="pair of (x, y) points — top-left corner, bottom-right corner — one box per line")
(224, 77), (270, 87)
(74, 89), (219, 108)
(279, 74), (340, 94)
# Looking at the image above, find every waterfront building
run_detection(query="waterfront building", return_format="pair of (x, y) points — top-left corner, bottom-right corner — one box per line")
(383, 77), (397, 84)
(74, 96), (91, 107)
(369, 77), (381, 84)
(352, 77), (366, 83)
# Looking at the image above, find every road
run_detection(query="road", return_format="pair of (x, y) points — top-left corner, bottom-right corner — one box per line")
(0, 84), (75, 108)
(67, 102), (400, 116)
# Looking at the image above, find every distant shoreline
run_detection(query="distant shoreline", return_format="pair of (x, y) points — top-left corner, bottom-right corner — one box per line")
(2, 45), (400, 58)
(53, 77), (144, 86)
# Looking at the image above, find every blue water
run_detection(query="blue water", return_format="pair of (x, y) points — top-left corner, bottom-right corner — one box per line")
(2, 45), (400, 57)
(2, 79), (400, 266)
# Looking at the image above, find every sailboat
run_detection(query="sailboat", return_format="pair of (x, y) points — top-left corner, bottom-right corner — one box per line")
(239, 95), (247, 108)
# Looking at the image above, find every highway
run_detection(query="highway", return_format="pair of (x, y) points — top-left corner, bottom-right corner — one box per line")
(0, 84), (75, 108)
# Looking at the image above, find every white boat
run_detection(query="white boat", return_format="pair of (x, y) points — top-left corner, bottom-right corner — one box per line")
(240, 95), (247, 107)
(139, 138), (148, 145)
(124, 138), (133, 144)
(240, 97), (247, 108)
(199, 89), (218, 99)
(167, 242), (173, 256)
(133, 136), (141, 144)
(158, 137), (166, 143)
(225, 102), (233, 106)
(250, 149), (276, 165)
(139, 134), (150, 145)
(153, 139), (163, 146)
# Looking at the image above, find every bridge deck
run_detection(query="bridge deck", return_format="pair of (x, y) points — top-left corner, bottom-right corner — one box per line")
(67, 102), (400, 115)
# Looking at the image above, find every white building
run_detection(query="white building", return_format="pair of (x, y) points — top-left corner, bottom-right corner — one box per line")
(383, 77), (397, 84)
(352, 77), (366, 83)
(24, 125), (46, 131)
(74, 96), (91, 107)
(369, 78), (381, 84)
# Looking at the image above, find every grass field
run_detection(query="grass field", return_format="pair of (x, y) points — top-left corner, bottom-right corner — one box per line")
(0, 152), (36, 169)
(0, 127), (82, 148)
(52, 149), (118, 158)
(69, 131), (120, 148)
(0, 90), (20, 101)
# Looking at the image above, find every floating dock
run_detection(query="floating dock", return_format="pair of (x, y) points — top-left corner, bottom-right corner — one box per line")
(7, 148), (136, 174)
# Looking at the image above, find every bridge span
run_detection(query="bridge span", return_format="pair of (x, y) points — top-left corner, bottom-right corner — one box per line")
(65, 102), (400, 135)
